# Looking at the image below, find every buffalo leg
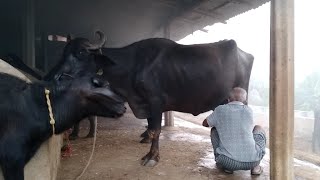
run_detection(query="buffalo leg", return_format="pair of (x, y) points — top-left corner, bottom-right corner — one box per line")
(140, 118), (151, 141)
(86, 116), (95, 138)
(141, 113), (162, 167)
(140, 129), (149, 138)
(69, 122), (80, 140)
(1, 159), (24, 180)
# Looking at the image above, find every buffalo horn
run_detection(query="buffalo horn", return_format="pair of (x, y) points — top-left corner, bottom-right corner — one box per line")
(88, 31), (106, 50)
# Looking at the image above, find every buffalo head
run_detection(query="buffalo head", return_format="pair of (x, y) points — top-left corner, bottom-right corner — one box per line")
(45, 31), (107, 82)
(57, 72), (126, 117)
(50, 31), (127, 97)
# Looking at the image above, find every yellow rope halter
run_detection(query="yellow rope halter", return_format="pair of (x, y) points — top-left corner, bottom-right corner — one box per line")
(45, 88), (56, 135)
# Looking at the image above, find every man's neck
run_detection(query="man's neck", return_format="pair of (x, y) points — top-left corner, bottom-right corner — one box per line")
(228, 101), (244, 105)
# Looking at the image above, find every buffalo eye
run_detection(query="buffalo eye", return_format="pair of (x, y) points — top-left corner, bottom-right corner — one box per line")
(77, 49), (89, 58)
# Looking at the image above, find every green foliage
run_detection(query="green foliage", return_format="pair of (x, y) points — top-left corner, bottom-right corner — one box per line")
(295, 71), (320, 111)
(248, 72), (320, 110)
(248, 78), (269, 106)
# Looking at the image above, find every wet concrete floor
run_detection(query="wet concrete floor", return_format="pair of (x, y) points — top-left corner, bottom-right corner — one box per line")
(58, 109), (320, 180)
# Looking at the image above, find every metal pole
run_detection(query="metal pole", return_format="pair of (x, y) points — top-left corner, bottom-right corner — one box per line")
(164, 24), (174, 127)
(270, 0), (294, 179)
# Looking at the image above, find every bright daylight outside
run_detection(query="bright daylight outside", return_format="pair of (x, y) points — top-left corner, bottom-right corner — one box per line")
(175, 0), (320, 169)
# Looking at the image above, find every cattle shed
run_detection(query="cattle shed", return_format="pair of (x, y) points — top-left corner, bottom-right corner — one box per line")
(0, 0), (296, 180)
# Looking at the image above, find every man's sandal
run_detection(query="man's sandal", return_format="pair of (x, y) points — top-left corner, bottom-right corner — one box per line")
(223, 169), (234, 174)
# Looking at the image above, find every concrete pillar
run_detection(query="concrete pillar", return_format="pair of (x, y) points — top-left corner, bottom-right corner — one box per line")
(269, 0), (294, 179)
(163, 24), (174, 127)
(164, 111), (174, 126)
(22, 0), (36, 68)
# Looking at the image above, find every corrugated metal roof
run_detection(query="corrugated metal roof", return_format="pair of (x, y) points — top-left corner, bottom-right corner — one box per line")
(163, 0), (270, 40)
(0, 0), (271, 71)
(33, 0), (270, 46)
(0, 0), (271, 57)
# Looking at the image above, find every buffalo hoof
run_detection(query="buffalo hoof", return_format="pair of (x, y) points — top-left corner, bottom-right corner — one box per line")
(140, 137), (152, 144)
(69, 134), (79, 140)
(141, 153), (159, 167)
(141, 159), (157, 167)
(140, 130), (149, 138)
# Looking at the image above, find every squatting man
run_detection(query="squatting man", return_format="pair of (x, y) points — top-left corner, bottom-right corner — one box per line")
(202, 87), (266, 175)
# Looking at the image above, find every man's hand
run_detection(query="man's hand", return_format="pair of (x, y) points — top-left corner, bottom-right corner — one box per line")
(202, 119), (209, 127)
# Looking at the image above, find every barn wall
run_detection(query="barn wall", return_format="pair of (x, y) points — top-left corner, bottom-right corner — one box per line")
(35, 0), (172, 47)
(0, 136), (62, 180)
(0, 1), (23, 59)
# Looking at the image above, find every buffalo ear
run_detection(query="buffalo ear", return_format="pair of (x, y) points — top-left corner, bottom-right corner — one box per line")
(67, 34), (73, 42)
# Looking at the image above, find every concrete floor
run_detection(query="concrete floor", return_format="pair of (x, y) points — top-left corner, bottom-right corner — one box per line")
(58, 109), (320, 180)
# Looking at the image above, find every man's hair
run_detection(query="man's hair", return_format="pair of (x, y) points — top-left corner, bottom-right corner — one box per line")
(229, 87), (247, 103)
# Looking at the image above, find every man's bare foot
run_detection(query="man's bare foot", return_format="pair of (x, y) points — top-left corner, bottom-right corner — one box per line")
(251, 165), (263, 175)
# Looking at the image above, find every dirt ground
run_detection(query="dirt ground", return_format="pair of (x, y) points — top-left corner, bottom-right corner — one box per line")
(57, 108), (320, 180)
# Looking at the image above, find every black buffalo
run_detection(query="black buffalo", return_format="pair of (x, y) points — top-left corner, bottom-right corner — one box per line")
(53, 33), (254, 167)
(0, 53), (109, 139)
(0, 72), (125, 180)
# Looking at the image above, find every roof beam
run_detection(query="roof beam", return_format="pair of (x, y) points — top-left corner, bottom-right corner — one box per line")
(155, 0), (208, 33)
(158, 0), (229, 32)
(210, 0), (234, 11)
(157, 0), (219, 22)
(192, 9), (227, 24)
